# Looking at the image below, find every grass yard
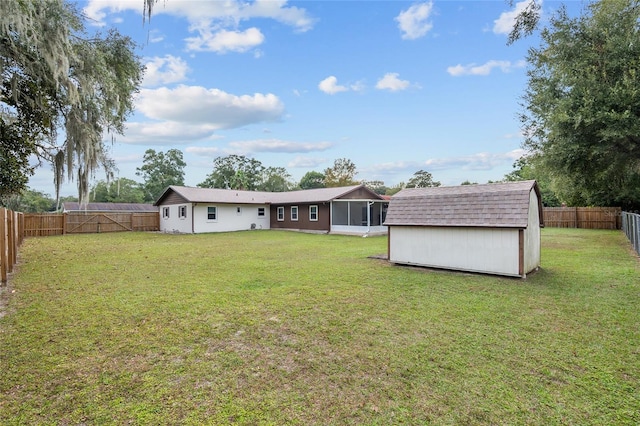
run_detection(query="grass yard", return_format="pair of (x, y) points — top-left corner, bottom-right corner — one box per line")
(1, 228), (639, 425)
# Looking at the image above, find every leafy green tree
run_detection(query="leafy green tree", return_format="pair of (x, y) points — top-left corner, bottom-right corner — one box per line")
(259, 167), (293, 192)
(136, 149), (186, 202)
(198, 155), (265, 191)
(324, 158), (359, 187)
(460, 180), (478, 185)
(504, 156), (561, 206)
(299, 171), (326, 189)
(520, 0), (640, 209)
(91, 178), (145, 203)
(362, 180), (388, 195)
(0, 0), (144, 202)
(385, 184), (405, 196)
(405, 170), (440, 188)
(0, 188), (55, 212)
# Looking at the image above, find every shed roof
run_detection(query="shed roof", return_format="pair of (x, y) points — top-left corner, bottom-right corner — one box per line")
(384, 180), (543, 228)
(62, 202), (158, 212)
(154, 184), (384, 206)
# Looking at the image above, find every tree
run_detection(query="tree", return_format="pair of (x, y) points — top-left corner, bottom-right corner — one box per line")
(299, 171), (326, 189)
(385, 184), (405, 196)
(136, 149), (186, 202)
(405, 170), (440, 188)
(91, 178), (145, 203)
(0, 0), (144, 203)
(504, 155), (561, 206)
(324, 158), (358, 187)
(259, 167), (293, 192)
(198, 155), (265, 191)
(362, 180), (388, 195)
(521, 0), (640, 209)
(0, 188), (55, 212)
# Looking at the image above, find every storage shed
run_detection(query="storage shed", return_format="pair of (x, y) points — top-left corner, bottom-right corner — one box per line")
(384, 180), (543, 278)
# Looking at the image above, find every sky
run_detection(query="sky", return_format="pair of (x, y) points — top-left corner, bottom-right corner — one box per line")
(27, 0), (585, 197)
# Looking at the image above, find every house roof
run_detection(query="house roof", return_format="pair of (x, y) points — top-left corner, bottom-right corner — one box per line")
(384, 180), (543, 228)
(62, 202), (158, 212)
(154, 184), (384, 206)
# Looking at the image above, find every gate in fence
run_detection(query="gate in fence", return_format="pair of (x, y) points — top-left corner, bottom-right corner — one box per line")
(622, 212), (640, 256)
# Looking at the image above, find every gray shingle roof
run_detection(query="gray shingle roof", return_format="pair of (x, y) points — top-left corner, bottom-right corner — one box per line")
(384, 180), (542, 228)
(154, 184), (381, 206)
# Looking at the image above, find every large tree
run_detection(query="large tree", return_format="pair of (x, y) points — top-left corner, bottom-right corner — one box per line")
(299, 171), (326, 189)
(520, 0), (640, 209)
(91, 178), (145, 203)
(258, 167), (293, 192)
(136, 149), (186, 202)
(324, 158), (358, 187)
(198, 155), (265, 191)
(405, 170), (440, 188)
(0, 0), (143, 203)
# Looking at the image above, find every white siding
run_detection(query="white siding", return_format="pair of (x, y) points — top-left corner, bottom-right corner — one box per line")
(193, 204), (270, 233)
(159, 204), (193, 233)
(523, 190), (541, 275)
(389, 226), (522, 277)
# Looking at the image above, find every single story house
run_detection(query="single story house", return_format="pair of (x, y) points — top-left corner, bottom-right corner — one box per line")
(62, 202), (158, 213)
(154, 184), (388, 235)
(384, 180), (543, 278)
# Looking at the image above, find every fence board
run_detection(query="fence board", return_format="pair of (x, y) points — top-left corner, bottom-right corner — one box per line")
(1, 208), (23, 283)
(543, 207), (620, 229)
(622, 212), (640, 256)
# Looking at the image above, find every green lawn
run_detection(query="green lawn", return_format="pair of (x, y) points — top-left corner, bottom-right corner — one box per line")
(1, 228), (638, 425)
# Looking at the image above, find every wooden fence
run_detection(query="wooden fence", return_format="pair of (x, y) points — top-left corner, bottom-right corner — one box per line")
(24, 212), (159, 237)
(622, 212), (640, 256)
(1, 208), (24, 283)
(543, 207), (621, 229)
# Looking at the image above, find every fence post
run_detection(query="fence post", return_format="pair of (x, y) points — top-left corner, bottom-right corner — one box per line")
(1, 208), (7, 283)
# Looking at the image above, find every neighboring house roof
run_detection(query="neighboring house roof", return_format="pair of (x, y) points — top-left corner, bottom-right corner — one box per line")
(384, 180), (543, 228)
(154, 184), (385, 206)
(62, 202), (158, 213)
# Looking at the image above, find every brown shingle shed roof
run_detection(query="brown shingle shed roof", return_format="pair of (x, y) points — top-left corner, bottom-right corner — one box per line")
(384, 180), (543, 228)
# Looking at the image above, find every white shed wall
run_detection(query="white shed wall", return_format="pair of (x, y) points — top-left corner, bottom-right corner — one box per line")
(159, 204), (193, 233)
(389, 226), (522, 277)
(523, 190), (541, 274)
(193, 204), (270, 233)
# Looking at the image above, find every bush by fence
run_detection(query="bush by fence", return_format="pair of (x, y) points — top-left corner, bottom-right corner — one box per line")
(543, 207), (621, 229)
(24, 212), (159, 237)
(622, 212), (640, 256)
(1, 208), (24, 283)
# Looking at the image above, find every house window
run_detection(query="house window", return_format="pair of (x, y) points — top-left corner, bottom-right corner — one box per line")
(236, 206), (242, 215)
(207, 206), (217, 221)
(258, 207), (265, 217)
(162, 207), (170, 219)
(178, 205), (187, 219)
(309, 205), (318, 221)
(291, 206), (299, 221)
(277, 206), (284, 221)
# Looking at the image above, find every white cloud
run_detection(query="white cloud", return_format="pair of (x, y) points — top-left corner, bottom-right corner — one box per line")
(447, 60), (526, 76)
(287, 156), (328, 168)
(318, 76), (348, 95)
(84, 0), (315, 54)
(369, 149), (525, 173)
(228, 139), (333, 153)
(375, 73), (411, 92)
(395, 2), (434, 40)
(135, 85), (285, 130)
(142, 55), (190, 87)
(493, 0), (540, 35)
(185, 27), (265, 53)
(121, 122), (221, 145)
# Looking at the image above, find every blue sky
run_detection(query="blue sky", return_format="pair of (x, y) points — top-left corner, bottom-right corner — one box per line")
(29, 0), (583, 197)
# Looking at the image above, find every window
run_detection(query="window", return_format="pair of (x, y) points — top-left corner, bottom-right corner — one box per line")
(236, 206), (242, 215)
(162, 207), (170, 219)
(309, 205), (318, 221)
(178, 205), (187, 219)
(277, 206), (284, 221)
(291, 206), (299, 221)
(258, 207), (265, 217)
(207, 206), (217, 221)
